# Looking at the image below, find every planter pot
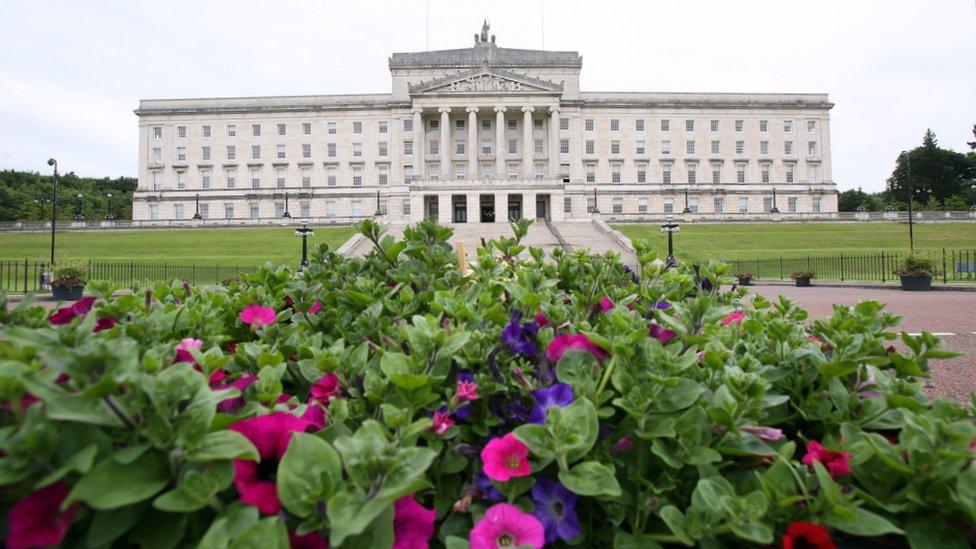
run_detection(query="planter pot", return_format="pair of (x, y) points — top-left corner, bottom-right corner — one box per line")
(794, 277), (812, 287)
(52, 285), (84, 301)
(899, 275), (932, 292)
(737, 278), (753, 286)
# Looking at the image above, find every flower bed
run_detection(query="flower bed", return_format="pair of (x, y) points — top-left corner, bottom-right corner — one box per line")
(0, 219), (973, 548)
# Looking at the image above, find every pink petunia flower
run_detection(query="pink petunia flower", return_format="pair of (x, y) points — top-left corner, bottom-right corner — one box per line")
(648, 323), (677, 345)
(481, 433), (532, 482)
(94, 316), (117, 332)
(722, 310), (746, 326)
(310, 373), (341, 405)
(49, 296), (99, 326)
(546, 334), (609, 363)
(175, 338), (204, 364)
(393, 495), (436, 549)
(289, 530), (329, 549)
(454, 380), (480, 405)
(214, 375), (259, 413)
(470, 503), (545, 549)
(534, 311), (550, 328)
(300, 403), (327, 431)
(5, 481), (78, 549)
(431, 410), (455, 435)
(741, 425), (784, 442)
(228, 412), (312, 514)
(598, 295), (614, 312)
(610, 436), (633, 455)
(239, 304), (277, 329)
(309, 301), (323, 315)
(802, 440), (852, 479)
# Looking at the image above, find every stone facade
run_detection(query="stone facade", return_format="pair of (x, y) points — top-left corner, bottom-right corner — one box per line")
(132, 23), (837, 223)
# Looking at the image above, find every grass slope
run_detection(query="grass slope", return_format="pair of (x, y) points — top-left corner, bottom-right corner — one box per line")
(613, 222), (976, 261)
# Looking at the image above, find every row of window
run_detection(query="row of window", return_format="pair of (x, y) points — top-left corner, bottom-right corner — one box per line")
(591, 195), (822, 215)
(146, 199), (393, 221)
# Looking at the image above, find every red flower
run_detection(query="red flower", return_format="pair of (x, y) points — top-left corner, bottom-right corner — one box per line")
(5, 481), (78, 549)
(48, 296), (98, 325)
(782, 521), (836, 549)
(228, 412), (313, 514)
(534, 311), (550, 328)
(722, 310), (745, 326)
(310, 373), (341, 405)
(802, 440), (852, 479)
(393, 495), (436, 549)
(289, 530), (329, 549)
(94, 316), (117, 332)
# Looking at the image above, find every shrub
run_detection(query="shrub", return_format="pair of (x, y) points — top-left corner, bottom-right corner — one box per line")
(0, 219), (972, 548)
(894, 255), (935, 277)
(51, 264), (88, 287)
(791, 270), (815, 280)
(735, 272), (754, 280)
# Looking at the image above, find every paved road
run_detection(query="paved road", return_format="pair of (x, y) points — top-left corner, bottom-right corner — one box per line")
(750, 284), (976, 401)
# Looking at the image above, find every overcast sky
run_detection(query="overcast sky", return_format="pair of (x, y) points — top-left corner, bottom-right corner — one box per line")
(1, 0), (973, 192)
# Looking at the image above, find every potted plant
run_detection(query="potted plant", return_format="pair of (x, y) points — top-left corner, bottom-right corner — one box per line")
(735, 272), (754, 286)
(894, 255), (934, 291)
(791, 270), (814, 287)
(51, 264), (88, 301)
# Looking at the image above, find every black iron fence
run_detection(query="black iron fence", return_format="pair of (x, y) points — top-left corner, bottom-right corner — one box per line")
(0, 259), (256, 294)
(725, 249), (976, 284)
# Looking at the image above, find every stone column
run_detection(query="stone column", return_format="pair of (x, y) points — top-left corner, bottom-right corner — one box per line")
(495, 192), (508, 222)
(523, 191), (536, 221)
(438, 192), (452, 224)
(412, 109), (424, 179)
(522, 106), (534, 180)
(549, 107), (560, 180)
(494, 106), (506, 178)
(438, 107), (451, 180)
(466, 107), (479, 179)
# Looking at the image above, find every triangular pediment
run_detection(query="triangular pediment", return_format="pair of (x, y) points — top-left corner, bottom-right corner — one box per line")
(409, 68), (563, 95)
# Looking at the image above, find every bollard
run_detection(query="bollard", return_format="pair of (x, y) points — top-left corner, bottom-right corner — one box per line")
(455, 241), (470, 275)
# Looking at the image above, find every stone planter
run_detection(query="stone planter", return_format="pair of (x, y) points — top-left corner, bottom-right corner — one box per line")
(794, 277), (812, 288)
(52, 284), (84, 301)
(899, 275), (932, 292)
(737, 277), (753, 286)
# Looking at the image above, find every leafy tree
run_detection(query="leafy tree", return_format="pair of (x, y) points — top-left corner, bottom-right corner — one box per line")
(0, 170), (136, 222)
(886, 130), (975, 204)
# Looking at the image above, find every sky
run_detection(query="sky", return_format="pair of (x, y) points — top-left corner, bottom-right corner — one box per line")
(0, 0), (973, 192)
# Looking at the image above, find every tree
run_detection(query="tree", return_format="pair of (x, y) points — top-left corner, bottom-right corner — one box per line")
(0, 170), (136, 222)
(838, 187), (868, 211)
(886, 129), (975, 205)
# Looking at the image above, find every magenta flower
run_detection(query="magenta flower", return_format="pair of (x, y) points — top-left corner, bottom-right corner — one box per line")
(611, 435), (633, 455)
(5, 481), (78, 549)
(214, 375), (258, 413)
(309, 301), (323, 315)
(546, 334), (609, 363)
(802, 440), (852, 479)
(94, 316), (117, 332)
(310, 373), (341, 405)
(470, 503), (545, 549)
(481, 433), (532, 482)
(239, 304), (277, 328)
(741, 425), (784, 442)
(454, 380), (480, 406)
(48, 296), (98, 325)
(289, 531), (329, 549)
(228, 412), (312, 514)
(300, 403), (327, 430)
(431, 410), (455, 436)
(535, 311), (550, 328)
(598, 295), (614, 312)
(648, 323), (678, 345)
(393, 495), (436, 549)
(722, 310), (746, 326)
(175, 338), (204, 364)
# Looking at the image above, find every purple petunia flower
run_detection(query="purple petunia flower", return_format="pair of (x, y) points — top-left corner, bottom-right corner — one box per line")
(528, 383), (574, 424)
(655, 300), (671, 310)
(648, 323), (678, 345)
(531, 477), (580, 543)
(501, 309), (540, 358)
(474, 471), (504, 502)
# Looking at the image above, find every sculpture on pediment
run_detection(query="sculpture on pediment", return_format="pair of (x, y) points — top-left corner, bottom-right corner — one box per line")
(447, 75), (523, 92)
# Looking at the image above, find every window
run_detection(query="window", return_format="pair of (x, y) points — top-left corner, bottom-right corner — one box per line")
(638, 198), (648, 213)
(610, 119), (620, 131)
(152, 126), (162, 139)
(327, 143), (336, 157)
(788, 197), (798, 213)
(710, 120), (719, 132)
(637, 164), (647, 183)
(686, 140), (695, 155)
(763, 198), (773, 213)
(150, 171), (161, 190)
(761, 164), (770, 183)
(784, 120), (793, 132)
(482, 119), (491, 130)
(430, 140), (439, 155)
(275, 202), (285, 217)
(685, 120), (695, 132)
(481, 140), (492, 154)
(379, 142), (389, 156)
(199, 203), (209, 219)
(378, 200), (388, 215)
(813, 197), (822, 212)
(201, 125), (212, 138)
(737, 164), (746, 183)
(404, 140), (413, 155)
(176, 170), (187, 189)
(379, 165), (389, 185)
(735, 120), (744, 132)
(636, 140), (645, 155)
(224, 204), (234, 219)
(303, 122), (311, 135)
(301, 167), (311, 188)
(177, 126), (186, 138)
(735, 141), (745, 155)
(688, 198), (699, 213)
(226, 124), (236, 137)
(252, 124), (261, 137)
(713, 197), (724, 213)
(353, 121), (362, 134)
(585, 119), (594, 131)
(456, 141), (465, 155)
(534, 163), (544, 180)
(560, 163), (570, 181)
(564, 197), (572, 214)
(277, 144), (286, 159)
(786, 164), (795, 183)
(250, 168), (261, 189)
(807, 120), (817, 132)
(379, 120), (388, 133)
(429, 119), (438, 130)
(661, 119), (670, 131)
(808, 164), (821, 184)
(784, 141), (794, 156)
(148, 204), (159, 220)
(353, 143), (362, 157)
(352, 166), (363, 186)
(326, 166), (337, 186)
(808, 141), (817, 156)
(300, 202), (310, 217)
(611, 163), (621, 183)
(508, 163), (519, 180)
(533, 119), (543, 130)
(636, 119), (645, 131)
(177, 147), (186, 162)
(328, 122), (337, 134)
(662, 166), (672, 184)
(302, 144), (311, 158)
(277, 123), (286, 136)
(662, 140), (672, 155)
(403, 119), (413, 132)
(404, 165), (413, 184)
(587, 196), (597, 213)
(276, 168), (286, 188)
(226, 146), (235, 161)
(202, 146), (211, 161)
(560, 117), (570, 130)
(760, 141), (769, 155)
(403, 199), (411, 216)
(251, 145), (260, 160)
(759, 120), (768, 132)
(586, 164), (596, 183)
(687, 166), (697, 184)
(429, 165), (439, 180)
(711, 165), (721, 184)
(152, 148), (161, 163)
(612, 198), (622, 214)
(507, 119), (517, 131)
(456, 119), (466, 130)
(739, 197), (748, 213)
(508, 139), (517, 155)
(250, 203), (259, 219)
(711, 140), (720, 155)
(201, 169), (211, 189)
(225, 169), (236, 189)
(611, 140), (620, 155)
(664, 200), (674, 214)
(585, 140), (595, 155)
(325, 201), (336, 217)
(534, 139), (544, 155)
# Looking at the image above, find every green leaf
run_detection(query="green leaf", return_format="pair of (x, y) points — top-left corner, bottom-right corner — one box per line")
(716, 431), (776, 456)
(613, 531), (664, 549)
(729, 522), (773, 544)
(445, 536), (471, 549)
(187, 430), (259, 462)
(86, 505), (145, 548)
(904, 516), (969, 549)
(198, 504), (260, 549)
(341, 502), (395, 549)
(658, 505), (695, 545)
(37, 444), (98, 487)
(558, 461), (621, 497)
(513, 424), (557, 459)
(153, 462), (233, 513)
(649, 378), (704, 413)
(553, 398), (599, 463)
(127, 511), (187, 549)
(278, 433), (343, 518)
(69, 450), (170, 510)
(229, 516), (290, 549)
(327, 493), (392, 547)
(824, 506), (903, 537)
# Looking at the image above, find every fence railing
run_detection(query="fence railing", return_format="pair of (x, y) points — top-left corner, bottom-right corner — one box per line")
(0, 259), (256, 294)
(724, 249), (976, 284)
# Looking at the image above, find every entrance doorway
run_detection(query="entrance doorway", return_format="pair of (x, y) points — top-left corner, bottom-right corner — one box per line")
(480, 195), (495, 222)
(452, 195), (467, 223)
(424, 196), (438, 221)
(535, 195), (550, 221)
(507, 194), (522, 221)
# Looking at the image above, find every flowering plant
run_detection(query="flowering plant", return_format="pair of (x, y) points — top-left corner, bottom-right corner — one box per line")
(50, 265), (88, 288)
(790, 270), (815, 280)
(0, 218), (973, 548)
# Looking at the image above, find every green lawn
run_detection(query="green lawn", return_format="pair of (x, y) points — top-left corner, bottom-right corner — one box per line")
(613, 222), (976, 261)
(0, 226), (357, 265)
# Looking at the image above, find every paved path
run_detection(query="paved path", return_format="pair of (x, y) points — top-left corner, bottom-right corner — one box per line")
(750, 284), (976, 401)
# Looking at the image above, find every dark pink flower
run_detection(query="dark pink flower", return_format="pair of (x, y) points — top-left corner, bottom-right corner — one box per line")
(71, 296), (97, 315)
(481, 433), (532, 482)
(6, 481), (78, 549)
(431, 410), (455, 436)
(393, 495), (435, 549)
(546, 334), (609, 363)
(598, 295), (613, 312)
(300, 403), (327, 430)
(802, 440), (851, 479)
(310, 373), (341, 405)
(741, 425), (784, 442)
(610, 436), (633, 455)
(228, 412), (312, 514)
(48, 296), (98, 325)
(289, 530), (329, 549)
(454, 380), (480, 405)
(534, 311), (550, 328)
(175, 338), (204, 364)
(309, 301), (323, 315)
(215, 375), (258, 413)
(648, 323), (677, 345)
(93, 316), (117, 332)
(470, 503), (545, 549)
(722, 310), (746, 326)
(208, 368), (228, 385)
(239, 304), (277, 329)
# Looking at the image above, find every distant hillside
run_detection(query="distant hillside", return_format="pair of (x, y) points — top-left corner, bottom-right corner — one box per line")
(0, 169), (136, 221)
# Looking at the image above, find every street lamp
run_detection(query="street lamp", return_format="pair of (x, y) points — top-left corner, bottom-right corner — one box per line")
(770, 188), (780, 213)
(193, 193), (202, 219)
(374, 190), (382, 217)
(660, 214), (680, 267)
(591, 186), (599, 214)
(682, 187), (691, 214)
(901, 150), (915, 253)
(105, 193), (115, 220)
(74, 193), (85, 221)
(46, 158), (58, 266)
(282, 193), (291, 218)
(969, 179), (976, 212)
(294, 220), (314, 269)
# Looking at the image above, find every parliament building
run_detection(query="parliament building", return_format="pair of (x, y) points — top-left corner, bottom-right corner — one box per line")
(132, 23), (837, 224)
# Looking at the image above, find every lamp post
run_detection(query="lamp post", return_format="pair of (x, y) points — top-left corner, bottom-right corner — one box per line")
(374, 190), (382, 216)
(294, 220), (314, 270)
(105, 193), (115, 220)
(660, 214), (680, 267)
(591, 186), (599, 214)
(282, 193), (291, 218)
(969, 180), (976, 212)
(770, 188), (780, 213)
(74, 193), (85, 221)
(902, 150), (914, 253)
(193, 193), (202, 219)
(682, 187), (691, 214)
(46, 158), (58, 266)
